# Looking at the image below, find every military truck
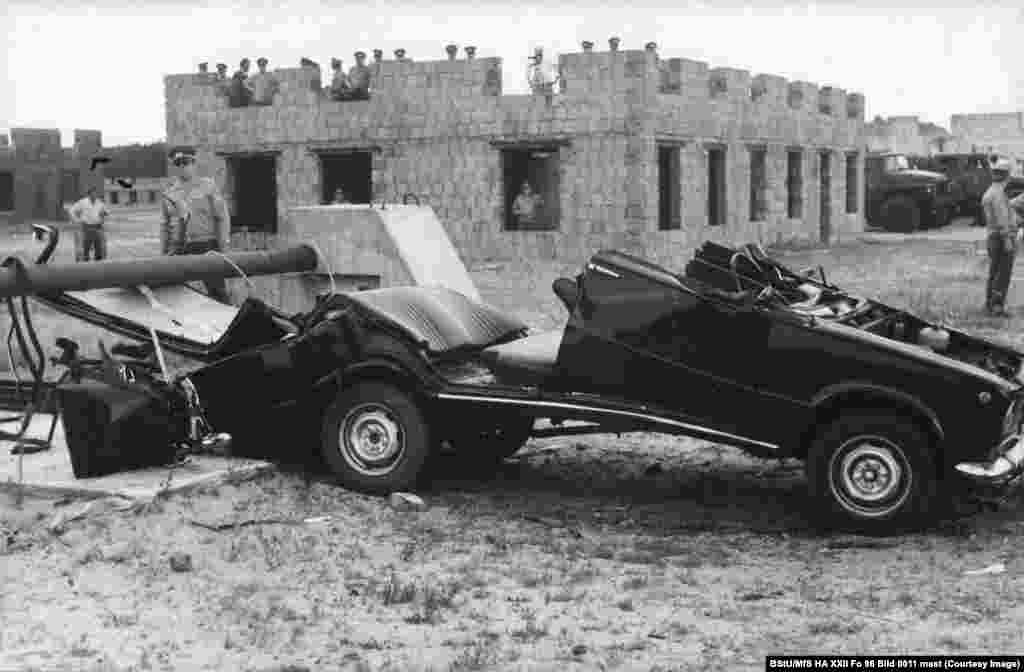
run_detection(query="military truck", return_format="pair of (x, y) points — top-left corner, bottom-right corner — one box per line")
(912, 153), (1024, 227)
(865, 152), (955, 232)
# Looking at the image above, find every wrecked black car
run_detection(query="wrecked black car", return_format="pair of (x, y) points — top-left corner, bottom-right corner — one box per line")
(13, 229), (1024, 533)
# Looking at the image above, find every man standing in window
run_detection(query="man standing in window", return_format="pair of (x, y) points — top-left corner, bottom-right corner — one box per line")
(68, 186), (109, 261)
(161, 146), (232, 304)
(512, 180), (543, 229)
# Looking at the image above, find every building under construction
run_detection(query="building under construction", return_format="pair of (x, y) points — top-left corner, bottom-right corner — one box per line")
(164, 41), (867, 265)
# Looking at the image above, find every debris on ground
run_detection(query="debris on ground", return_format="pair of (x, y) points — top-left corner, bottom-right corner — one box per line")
(169, 552), (193, 572)
(388, 492), (427, 512)
(963, 562), (1006, 576)
(571, 644), (588, 656)
(47, 496), (139, 534)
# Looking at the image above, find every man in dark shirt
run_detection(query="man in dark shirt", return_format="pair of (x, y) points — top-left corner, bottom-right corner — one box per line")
(228, 58), (253, 107)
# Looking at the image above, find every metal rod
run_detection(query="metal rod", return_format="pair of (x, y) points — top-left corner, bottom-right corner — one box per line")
(0, 245), (318, 299)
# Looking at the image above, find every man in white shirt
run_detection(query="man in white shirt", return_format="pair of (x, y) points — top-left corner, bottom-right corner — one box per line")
(68, 186), (109, 261)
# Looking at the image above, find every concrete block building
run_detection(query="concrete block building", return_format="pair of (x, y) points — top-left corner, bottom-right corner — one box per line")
(0, 129), (104, 227)
(164, 43), (867, 266)
(104, 176), (168, 207)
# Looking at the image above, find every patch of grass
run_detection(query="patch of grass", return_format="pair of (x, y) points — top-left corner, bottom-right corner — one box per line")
(617, 549), (661, 565)
(378, 573), (418, 606)
(510, 609), (549, 643)
(545, 587), (580, 604)
(514, 567), (556, 588)
(621, 575), (650, 591)
(935, 635), (967, 651)
(568, 562), (601, 585)
(807, 620), (865, 637)
(448, 640), (498, 672)
(405, 583), (460, 626)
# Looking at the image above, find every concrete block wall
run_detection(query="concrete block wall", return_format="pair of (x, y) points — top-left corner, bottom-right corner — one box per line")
(0, 128), (102, 226)
(165, 41), (866, 267)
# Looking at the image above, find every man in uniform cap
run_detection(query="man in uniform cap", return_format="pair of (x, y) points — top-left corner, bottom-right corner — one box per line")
(348, 51), (371, 100)
(161, 146), (232, 303)
(228, 58), (253, 107)
(981, 157), (1024, 316)
(215, 63), (228, 80)
(250, 56), (278, 105)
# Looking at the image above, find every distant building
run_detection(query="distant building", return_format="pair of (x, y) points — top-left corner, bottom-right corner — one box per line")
(948, 112), (1024, 175)
(105, 176), (168, 207)
(0, 128), (104, 226)
(865, 116), (951, 156)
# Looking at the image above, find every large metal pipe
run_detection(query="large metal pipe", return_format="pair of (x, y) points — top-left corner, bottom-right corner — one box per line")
(0, 245), (319, 299)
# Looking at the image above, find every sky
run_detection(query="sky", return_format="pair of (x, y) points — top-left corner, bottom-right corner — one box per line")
(2, 0), (1023, 147)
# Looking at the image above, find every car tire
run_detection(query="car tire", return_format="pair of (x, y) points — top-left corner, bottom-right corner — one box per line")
(879, 195), (921, 233)
(320, 382), (432, 495)
(806, 410), (939, 533)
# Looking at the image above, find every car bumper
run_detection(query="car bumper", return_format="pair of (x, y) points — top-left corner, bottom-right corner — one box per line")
(955, 435), (1024, 483)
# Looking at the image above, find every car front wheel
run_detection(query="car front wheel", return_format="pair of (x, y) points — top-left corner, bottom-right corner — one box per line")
(807, 410), (939, 533)
(320, 382), (432, 495)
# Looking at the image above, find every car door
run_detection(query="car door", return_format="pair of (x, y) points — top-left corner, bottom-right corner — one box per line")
(558, 256), (783, 437)
(556, 258), (715, 421)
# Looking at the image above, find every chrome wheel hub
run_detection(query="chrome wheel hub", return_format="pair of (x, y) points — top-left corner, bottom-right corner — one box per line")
(830, 436), (911, 517)
(340, 405), (404, 476)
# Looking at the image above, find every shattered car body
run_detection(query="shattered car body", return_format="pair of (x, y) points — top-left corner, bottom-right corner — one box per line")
(17, 228), (1024, 532)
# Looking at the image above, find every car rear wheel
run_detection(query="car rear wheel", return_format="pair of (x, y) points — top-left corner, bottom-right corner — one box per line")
(880, 195), (921, 233)
(807, 410), (939, 533)
(320, 382), (432, 495)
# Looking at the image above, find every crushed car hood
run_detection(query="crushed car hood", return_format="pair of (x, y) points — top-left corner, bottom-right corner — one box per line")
(811, 305), (1024, 391)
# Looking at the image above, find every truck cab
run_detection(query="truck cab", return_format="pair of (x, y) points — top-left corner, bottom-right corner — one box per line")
(865, 152), (955, 232)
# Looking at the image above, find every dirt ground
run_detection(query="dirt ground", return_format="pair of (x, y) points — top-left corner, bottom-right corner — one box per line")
(3, 217), (1024, 671)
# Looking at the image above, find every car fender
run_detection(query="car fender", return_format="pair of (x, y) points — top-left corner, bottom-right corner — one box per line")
(809, 381), (945, 441)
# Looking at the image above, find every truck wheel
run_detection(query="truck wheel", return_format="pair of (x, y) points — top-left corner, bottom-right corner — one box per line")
(806, 410), (939, 533)
(320, 382), (432, 495)
(974, 205), (987, 228)
(880, 196), (921, 233)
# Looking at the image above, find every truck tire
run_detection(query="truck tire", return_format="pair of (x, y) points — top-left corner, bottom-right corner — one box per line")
(806, 410), (940, 533)
(974, 205), (987, 228)
(320, 382), (432, 495)
(879, 195), (921, 233)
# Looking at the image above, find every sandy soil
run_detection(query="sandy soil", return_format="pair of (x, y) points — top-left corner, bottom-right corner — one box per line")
(3, 434), (1023, 672)
(3, 219), (1024, 670)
